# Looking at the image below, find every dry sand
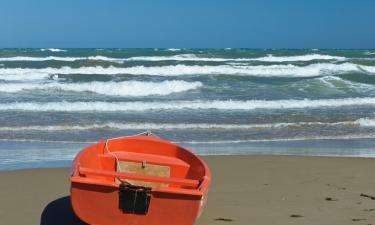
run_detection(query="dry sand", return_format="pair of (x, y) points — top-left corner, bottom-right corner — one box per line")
(1, 155), (375, 225)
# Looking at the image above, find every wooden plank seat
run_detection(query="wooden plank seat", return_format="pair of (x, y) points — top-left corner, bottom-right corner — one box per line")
(100, 151), (191, 168)
(98, 152), (193, 188)
(78, 166), (199, 188)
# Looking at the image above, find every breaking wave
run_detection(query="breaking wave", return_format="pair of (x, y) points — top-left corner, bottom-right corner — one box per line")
(1, 97), (375, 112)
(356, 118), (375, 127)
(40, 48), (67, 52)
(125, 54), (346, 62)
(0, 55), (123, 63)
(0, 53), (346, 63)
(0, 63), (372, 80)
(0, 118), (374, 131)
(313, 76), (375, 92)
(165, 48), (181, 51)
(0, 120), (362, 131)
(253, 54), (346, 62)
(0, 80), (202, 96)
(0, 56), (84, 62)
(361, 65), (375, 73)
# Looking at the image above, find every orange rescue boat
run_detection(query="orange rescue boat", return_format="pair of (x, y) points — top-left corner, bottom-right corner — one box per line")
(70, 132), (211, 225)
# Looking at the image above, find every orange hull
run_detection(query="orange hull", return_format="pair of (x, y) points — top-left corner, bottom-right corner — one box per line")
(70, 133), (211, 225)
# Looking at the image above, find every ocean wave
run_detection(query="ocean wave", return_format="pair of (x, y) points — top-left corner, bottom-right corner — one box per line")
(125, 53), (346, 62)
(0, 53), (346, 63)
(0, 63), (370, 80)
(0, 121), (361, 131)
(360, 65), (375, 73)
(40, 48), (67, 52)
(2, 134), (375, 146)
(176, 134), (375, 144)
(0, 55), (123, 63)
(165, 48), (181, 51)
(254, 54), (346, 62)
(315, 76), (375, 92)
(1, 97), (375, 112)
(0, 56), (85, 62)
(0, 80), (201, 96)
(356, 118), (375, 127)
(86, 56), (123, 62)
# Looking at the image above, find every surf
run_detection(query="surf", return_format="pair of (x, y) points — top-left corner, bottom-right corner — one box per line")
(0, 63), (373, 81)
(0, 80), (202, 96)
(2, 97), (375, 112)
(0, 119), (370, 131)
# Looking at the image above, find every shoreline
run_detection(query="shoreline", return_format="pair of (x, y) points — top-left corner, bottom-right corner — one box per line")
(1, 155), (375, 225)
(2, 153), (375, 173)
(2, 137), (375, 171)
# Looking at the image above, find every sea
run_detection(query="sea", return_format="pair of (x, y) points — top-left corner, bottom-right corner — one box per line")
(1, 48), (375, 170)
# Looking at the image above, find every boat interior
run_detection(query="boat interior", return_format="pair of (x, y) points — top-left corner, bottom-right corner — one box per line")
(72, 136), (208, 192)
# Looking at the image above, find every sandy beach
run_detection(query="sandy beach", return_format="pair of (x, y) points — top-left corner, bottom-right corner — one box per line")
(1, 155), (375, 225)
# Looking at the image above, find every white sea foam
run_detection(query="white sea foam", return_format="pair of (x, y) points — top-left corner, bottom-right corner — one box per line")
(356, 118), (375, 127)
(40, 48), (67, 52)
(176, 134), (375, 145)
(3, 135), (375, 150)
(0, 56), (84, 62)
(86, 56), (124, 63)
(316, 76), (375, 92)
(253, 54), (346, 62)
(0, 120), (360, 131)
(1, 97), (375, 112)
(0, 63), (370, 81)
(360, 65), (375, 73)
(126, 54), (209, 61)
(0, 118), (375, 131)
(225, 62), (249, 66)
(165, 48), (181, 51)
(0, 80), (202, 96)
(0, 55), (123, 63)
(125, 54), (346, 62)
(0, 53), (346, 63)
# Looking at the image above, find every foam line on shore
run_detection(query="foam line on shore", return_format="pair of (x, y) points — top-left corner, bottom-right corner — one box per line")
(0, 119), (370, 131)
(1, 97), (375, 112)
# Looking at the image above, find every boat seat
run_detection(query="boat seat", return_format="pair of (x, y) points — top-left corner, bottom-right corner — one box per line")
(78, 166), (199, 188)
(99, 152), (191, 188)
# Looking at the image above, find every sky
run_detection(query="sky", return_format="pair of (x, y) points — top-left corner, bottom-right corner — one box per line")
(0, 0), (374, 48)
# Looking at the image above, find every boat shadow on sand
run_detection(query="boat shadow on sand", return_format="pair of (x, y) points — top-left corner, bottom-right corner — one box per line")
(40, 196), (88, 225)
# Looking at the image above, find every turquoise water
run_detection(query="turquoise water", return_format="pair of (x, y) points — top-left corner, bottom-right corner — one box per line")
(1, 48), (375, 169)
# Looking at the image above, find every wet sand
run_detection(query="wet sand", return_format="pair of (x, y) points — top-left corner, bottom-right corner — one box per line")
(1, 155), (375, 225)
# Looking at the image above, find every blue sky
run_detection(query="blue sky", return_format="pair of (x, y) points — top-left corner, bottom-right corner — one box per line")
(0, 0), (374, 48)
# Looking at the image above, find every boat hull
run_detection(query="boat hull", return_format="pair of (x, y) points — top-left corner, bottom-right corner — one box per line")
(71, 182), (203, 225)
(70, 134), (210, 225)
